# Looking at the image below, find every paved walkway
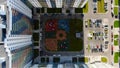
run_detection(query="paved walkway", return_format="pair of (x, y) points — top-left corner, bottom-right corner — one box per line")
(113, 28), (119, 34)
(113, 46), (119, 52)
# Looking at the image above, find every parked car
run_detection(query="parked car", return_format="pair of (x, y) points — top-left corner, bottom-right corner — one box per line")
(111, 26), (113, 29)
(111, 32), (113, 38)
(93, 3), (97, 13)
(104, 3), (107, 11)
(105, 41), (109, 44)
(111, 46), (113, 55)
(93, 0), (97, 2)
(105, 45), (108, 49)
(111, 12), (114, 17)
(111, 0), (113, 4)
(104, 25), (108, 28)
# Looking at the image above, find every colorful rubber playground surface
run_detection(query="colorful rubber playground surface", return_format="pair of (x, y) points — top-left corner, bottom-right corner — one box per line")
(44, 19), (83, 51)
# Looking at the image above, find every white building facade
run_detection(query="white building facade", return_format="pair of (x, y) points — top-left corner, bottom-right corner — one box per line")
(0, 0), (33, 68)
(28, 0), (88, 8)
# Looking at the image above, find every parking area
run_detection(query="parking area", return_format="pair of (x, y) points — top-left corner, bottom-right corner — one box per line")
(84, 18), (110, 53)
(92, 0), (107, 13)
(83, 0), (119, 67)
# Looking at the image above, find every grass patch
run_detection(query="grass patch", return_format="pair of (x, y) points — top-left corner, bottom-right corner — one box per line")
(114, 35), (118, 38)
(114, 0), (119, 6)
(68, 19), (83, 51)
(114, 7), (118, 16)
(101, 57), (107, 63)
(114, 20), (120, 28)
(88, 44), (90, 52)
(97, 0), (106, 13)
(83, 2), (88, 13)
(88, 37), (92, 40)
(47, 8), (62, 13)
(114, 40), (118, 46)
(85, 57), (89, 63)
(114, 34), (119, 46)
(114, 52), (119, 63)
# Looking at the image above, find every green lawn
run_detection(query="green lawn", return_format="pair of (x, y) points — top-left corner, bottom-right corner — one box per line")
(88, 37), (92, 40)
(101, 57), (107, 63)
(97, 0), (106, 13)
(114, 40), (118, 46)
(114, 35), (118, 38)
(114, 35), (119, 46)
(87, 44), (90, 52)
(114, 20), (120, 28)
(114, 7), (118, 16)
(114, 0), (119, 6)
(83, 2), (88, 13)
(68, 19), (83, 51)
(85, 57), (89, 63)
(114, 52), (119, 63)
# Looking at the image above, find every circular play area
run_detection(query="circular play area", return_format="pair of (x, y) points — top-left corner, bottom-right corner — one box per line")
(56, 30), (67, 41)
(45, 39), (57, 51)
(45, 19), (58, 32)
(44, 19), (83, 51)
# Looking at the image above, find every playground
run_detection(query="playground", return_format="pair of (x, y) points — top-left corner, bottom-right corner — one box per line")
(44, 19), (83, 51)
